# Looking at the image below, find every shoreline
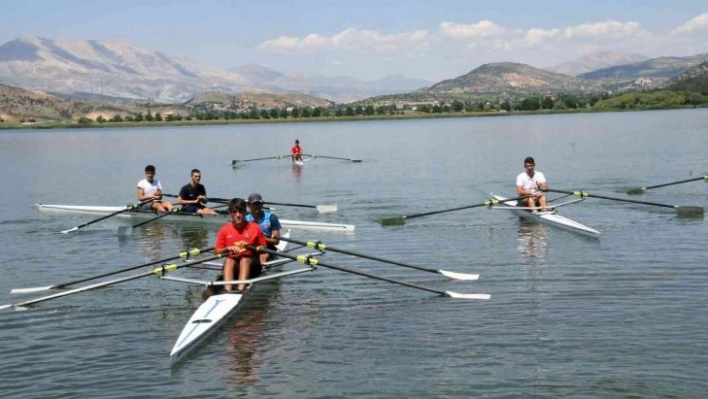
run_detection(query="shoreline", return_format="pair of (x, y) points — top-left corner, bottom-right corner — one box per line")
(0, 105), (703, 131)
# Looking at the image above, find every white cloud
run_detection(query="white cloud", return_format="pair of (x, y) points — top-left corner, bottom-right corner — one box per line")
(256, 13), (708, 79)
(438, 20), (510, 40)
(258, 28), (429, 54)
(671, 12), (708, 35)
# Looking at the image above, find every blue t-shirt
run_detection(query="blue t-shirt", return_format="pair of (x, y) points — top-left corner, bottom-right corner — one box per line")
(246, 210), (282, 238)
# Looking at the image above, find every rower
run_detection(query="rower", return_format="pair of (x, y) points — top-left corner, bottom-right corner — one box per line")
(137, 164), (173, 212)
(516, 156), (549, 213)
(177, 168), (218, 215)
(245, 193), (282, 264)
(291, 139), (303, 162)
(212, 198), (267, 294)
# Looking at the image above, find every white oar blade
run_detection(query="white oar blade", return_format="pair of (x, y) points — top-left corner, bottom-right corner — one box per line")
(10, 285), (55, 294)
(438, 270), (480, 281)
(316, 203), (338, 214)
(60, 227), (78, 234)
(445, 291), (491, 300)
(0, 304), (12, 310)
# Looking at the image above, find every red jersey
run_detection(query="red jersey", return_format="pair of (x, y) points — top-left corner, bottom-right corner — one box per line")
(291, 145), (302, 156)
(215, 221), (267, 259)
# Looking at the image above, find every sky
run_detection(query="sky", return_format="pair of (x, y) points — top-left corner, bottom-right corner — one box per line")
(1, 0), (706, 82)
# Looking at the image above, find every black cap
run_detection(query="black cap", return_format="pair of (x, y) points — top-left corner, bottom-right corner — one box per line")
(248, 193), (263, 204)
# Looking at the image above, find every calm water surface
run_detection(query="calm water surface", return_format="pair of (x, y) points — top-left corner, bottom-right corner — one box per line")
(1, 109), (707, 398)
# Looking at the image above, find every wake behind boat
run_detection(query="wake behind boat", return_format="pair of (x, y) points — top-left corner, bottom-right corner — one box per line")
(36, 204), (355, 232)
(491, 194), (601, 237)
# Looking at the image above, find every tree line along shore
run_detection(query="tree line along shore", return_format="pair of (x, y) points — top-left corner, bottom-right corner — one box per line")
(1, 89), (706, 130)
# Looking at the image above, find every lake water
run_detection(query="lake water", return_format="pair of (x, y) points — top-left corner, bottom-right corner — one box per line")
(0, 109), (707, 398)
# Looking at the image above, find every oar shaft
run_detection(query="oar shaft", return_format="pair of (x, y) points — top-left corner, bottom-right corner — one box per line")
(264, 201), (316, 209)
(249, 246), (448, 297)
(644, 176), (707, 190)
(547, 189), (675, 209)
(404, 195), (528, 220)
(276, 236), (438, 275)
(55, 247), (213, 289)
(3, 254), (224, 310)
(61, 200), (154, 232)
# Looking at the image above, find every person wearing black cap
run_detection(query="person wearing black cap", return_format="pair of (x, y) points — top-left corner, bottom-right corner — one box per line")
(291, 139), (303, 162)
(246, 193), (282, 263)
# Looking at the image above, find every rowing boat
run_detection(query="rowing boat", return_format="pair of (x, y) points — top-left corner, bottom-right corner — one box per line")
(36, 204), (355, 232)
(165, 231), (319, 364)
(491, 194), (601, 237)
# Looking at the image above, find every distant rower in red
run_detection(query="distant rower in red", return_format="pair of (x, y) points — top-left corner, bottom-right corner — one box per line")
(291, 139), (303, 161)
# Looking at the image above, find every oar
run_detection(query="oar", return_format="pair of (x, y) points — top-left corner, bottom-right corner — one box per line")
(304, 154), (362, 163)
(273, 236), (479, 280)
(204, 196), (335, 214)
(232, 155), (290, 166)
(380, 195), (531, 226)
(263, 201), (337, 214)
(10, 247), (213, 293)
(249, 246), (490, 300)
(1, 254), (224, 310)
(60, 200), (154, 233)
(544, 189), (704, 217)
(627, 175), (708, 195)
(118, 208), (180, 236)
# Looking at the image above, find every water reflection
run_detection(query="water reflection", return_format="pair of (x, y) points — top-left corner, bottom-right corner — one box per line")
(224, 283), (281, 386)
(291, 164), (302, 180)
(517, 221), (549, 264)
(178, 226), (209, 250)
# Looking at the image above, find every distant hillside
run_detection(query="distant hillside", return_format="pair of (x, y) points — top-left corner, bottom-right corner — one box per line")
(185, 91), (333, 108)
(230, 64), (433, 103)
(0, 83), (142, 122)
(664, 61), (708, 92)
(423, 62), (600, 96)
(548, 51), (649, 76)
(579, 54), (708, 80)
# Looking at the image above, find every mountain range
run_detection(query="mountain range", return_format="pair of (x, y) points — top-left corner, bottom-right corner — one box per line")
(1, 36), (707, 108)
(0, 37), (432, 103)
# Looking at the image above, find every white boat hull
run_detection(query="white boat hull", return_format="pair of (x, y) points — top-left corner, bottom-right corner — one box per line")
(170, 232), (295, 364)
(492, 195), (600, 237)
(35, 204), (354, 232)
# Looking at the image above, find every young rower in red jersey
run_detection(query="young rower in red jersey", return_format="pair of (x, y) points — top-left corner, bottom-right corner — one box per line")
(291, 139), (303, 161)
(213, 198), (267, 293)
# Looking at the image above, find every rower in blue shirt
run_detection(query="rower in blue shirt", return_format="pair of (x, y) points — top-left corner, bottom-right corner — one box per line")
(246, 193), (282, 262)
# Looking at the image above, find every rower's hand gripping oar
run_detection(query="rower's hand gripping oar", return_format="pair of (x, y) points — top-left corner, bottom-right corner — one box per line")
(1, 253), (225, 310)
(380, 195), (531, 226)
(248, 246), (490, 300)
(626, 175), (708, 195)
(544, 189), (704, 217)
(59, 199), (155, 233)
(273, 236), (479, 281)
(10, 246), (214, 294)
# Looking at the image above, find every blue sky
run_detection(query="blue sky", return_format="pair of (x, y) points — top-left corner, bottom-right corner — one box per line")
(1, 0), (706, 81)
